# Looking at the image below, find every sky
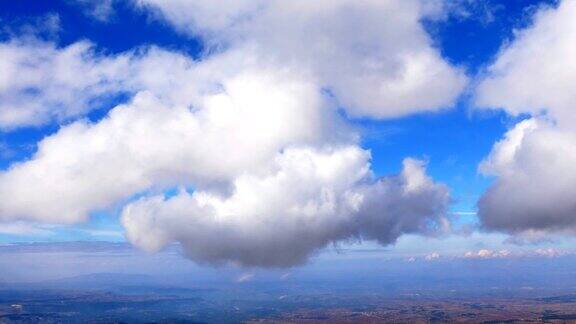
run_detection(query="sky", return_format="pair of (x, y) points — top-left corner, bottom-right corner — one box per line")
(0, 0), (575, 271)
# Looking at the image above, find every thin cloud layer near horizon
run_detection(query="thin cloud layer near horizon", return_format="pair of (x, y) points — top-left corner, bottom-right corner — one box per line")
(0, 0), (574, 269)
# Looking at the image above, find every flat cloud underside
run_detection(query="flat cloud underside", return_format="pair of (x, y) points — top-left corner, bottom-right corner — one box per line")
(122, 152), (449, 267)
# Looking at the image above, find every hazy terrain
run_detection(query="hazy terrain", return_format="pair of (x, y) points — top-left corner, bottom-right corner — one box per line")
(2, 242), (576, 323)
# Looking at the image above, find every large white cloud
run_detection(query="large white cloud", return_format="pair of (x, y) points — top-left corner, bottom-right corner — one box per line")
(0, 62), (450, 266)
(138, 0), (467, 118)
(476, 0), (576, 235)
(476, 0), (576, 126)
(478, 119), (576, 233)
(0, 57), (343, 223)
(0, 0), (466, 127)
(0, 38), (223, 128)
(122, 149), (449, 267)
(0, 1), (459, 267)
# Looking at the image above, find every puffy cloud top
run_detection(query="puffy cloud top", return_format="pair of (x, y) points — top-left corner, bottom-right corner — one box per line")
(476, 0), (576, 236)
(122, 153), (449, 267)
(476, 0), (576, 126)
(0, 0), (460, 267)
(478, 119), (576, 233)
(139, 0), (467, 118)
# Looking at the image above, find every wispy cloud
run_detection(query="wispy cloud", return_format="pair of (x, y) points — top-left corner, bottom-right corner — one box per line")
(452, 211), (477, 216)
(236, 273), (255, 283)
(0, 222), (53, 236)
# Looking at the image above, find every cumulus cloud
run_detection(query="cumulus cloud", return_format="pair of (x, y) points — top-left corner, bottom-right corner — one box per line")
(122, 150), (449, 267)
(138, 0), (467, 118)
(0, 57), (342, 223)
(1, 0), (466, 129)
(0, 38), (225, 128)
(0, 39), (132, 128)
(534, 248), (567, 258)
(425, 252), (441, 261)
(503, 229), (557, 245)
(476, 0), (576, 236)
(463, 249), (510, 259)
(478, 119), (576, 233)
(0, 44), (450, 266)
(462, 248), (572, 259)
(476, 0), (576, 125)
(0, 1), (459, 267)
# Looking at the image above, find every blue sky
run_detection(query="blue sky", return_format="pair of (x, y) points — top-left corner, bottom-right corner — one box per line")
(0, 0), (574, 268)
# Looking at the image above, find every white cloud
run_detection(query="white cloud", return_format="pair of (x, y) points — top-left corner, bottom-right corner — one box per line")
(0, 39), (133, 128)
(461, 248), (572, 259)
(72, 0), (116, 22)
(0, 38), (451, 266)
(236, 272), (255, 283)
(478, 119), (539, 177)
(0, 222), (53, 236)
(534, 248), (566, 258)
(82, 229), (124, 239)
(280, 273), (291, 280)
(476, 0), (576, 126)
(477, 119), (576, 234)
(136, 0), (263, 34)
(476, 0), (576, 236)
(0, 57), (342, 223)
(1, 13), (62, 39)
(425, 252), (440, 261)
(138, 0), (467, 118)
(463, 249), (510, 259)
(122, 149), (449, 267)
(0, 1), (460, 267)
(0, 38), (222, 129)
(452, 211), (477, 216)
